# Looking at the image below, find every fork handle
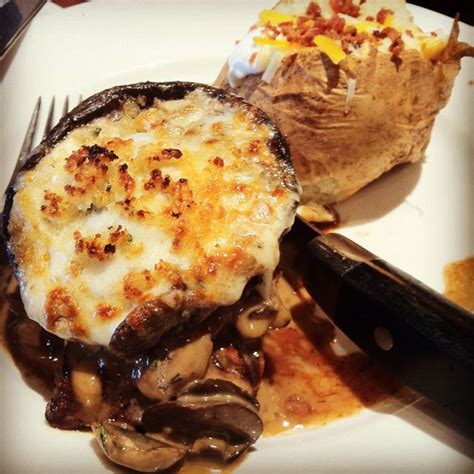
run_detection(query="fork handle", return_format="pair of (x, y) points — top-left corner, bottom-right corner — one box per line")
(304, 232), (474, 421)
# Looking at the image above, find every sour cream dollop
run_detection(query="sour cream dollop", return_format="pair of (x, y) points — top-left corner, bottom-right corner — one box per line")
(227, 28), (271, 87)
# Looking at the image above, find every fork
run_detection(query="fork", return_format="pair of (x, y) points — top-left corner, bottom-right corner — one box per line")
(6, 95), (82, 193)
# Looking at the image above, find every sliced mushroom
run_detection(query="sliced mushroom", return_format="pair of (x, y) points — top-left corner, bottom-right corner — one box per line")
(178, 378), (260, 414)
(141, 379), (263, 463)
(109, 299), (187, 356)
(235, 306), (274, 339)
(92, 421), (186, 472)
(235, 274), (291, 339)
(70, 362), (103, 424)
(110, 298), (214, 356)
(191, 436), (249, 462)
(210, 342), (265, 396)
(137, 333), (213, 401)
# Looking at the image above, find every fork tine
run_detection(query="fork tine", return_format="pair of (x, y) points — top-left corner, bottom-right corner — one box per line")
(62, 96), (69, 117)
(42, 95), (55, 139)
(17, 98), (41, 167)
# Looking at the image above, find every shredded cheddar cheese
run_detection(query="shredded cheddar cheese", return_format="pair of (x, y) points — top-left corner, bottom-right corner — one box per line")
(259, 9), (297, 26)
(254, 37), (294, 50)
(313, 35), (347, 64)
(420, 35), (448, 60)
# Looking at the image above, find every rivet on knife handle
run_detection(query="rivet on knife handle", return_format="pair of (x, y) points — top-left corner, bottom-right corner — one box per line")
(304, 232), (474, 421)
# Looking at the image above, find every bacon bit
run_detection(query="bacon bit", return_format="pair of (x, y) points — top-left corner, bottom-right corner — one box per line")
(64, 184), (86, 196)
(381, 27), (404, 67)
(96, 303), (120, 320)
(213, 157), (224, 167)
(306, 2), (321, 18)
(340, 27), (368, 52)
(330, 0), (360, 18)
(366, 15), (374, 21)
(45, 287), (85, 337)
(376, 8), (394, 25)
(249, 52), (258, 65)
(277, 11), (347, 47)
(204, 138), (218, 145)
(41, 191), (63, 217)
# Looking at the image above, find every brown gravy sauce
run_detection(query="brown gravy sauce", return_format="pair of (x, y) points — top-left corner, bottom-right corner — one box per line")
(443, 257), (474, 312)
(258, 276), (401, 436)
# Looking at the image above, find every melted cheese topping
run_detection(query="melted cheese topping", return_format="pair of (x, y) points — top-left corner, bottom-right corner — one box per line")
(8, 89), (300, 346)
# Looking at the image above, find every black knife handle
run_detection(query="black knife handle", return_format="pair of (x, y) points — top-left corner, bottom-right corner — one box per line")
(304, 232), (474, 421)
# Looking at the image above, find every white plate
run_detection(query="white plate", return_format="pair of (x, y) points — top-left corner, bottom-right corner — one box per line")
(0, 1), (473, 473)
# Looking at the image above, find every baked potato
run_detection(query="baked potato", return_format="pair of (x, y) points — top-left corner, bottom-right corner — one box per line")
(215, 0), (474, 221)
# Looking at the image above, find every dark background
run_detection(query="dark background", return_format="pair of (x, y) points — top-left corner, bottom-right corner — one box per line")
(409, 0), (473, 25)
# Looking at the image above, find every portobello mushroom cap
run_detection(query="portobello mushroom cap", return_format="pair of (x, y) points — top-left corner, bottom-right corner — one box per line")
(3, 82), (301, 351)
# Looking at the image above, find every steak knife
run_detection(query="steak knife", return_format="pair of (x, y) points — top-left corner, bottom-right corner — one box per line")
(289, 216), (474, 421)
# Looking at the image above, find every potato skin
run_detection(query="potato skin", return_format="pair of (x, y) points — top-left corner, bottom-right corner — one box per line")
(216, 34), (470, 208)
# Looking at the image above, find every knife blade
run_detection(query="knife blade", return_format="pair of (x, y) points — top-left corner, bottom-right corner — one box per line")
(0, 0), (46, 59)
(288, 216), (474, 421)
